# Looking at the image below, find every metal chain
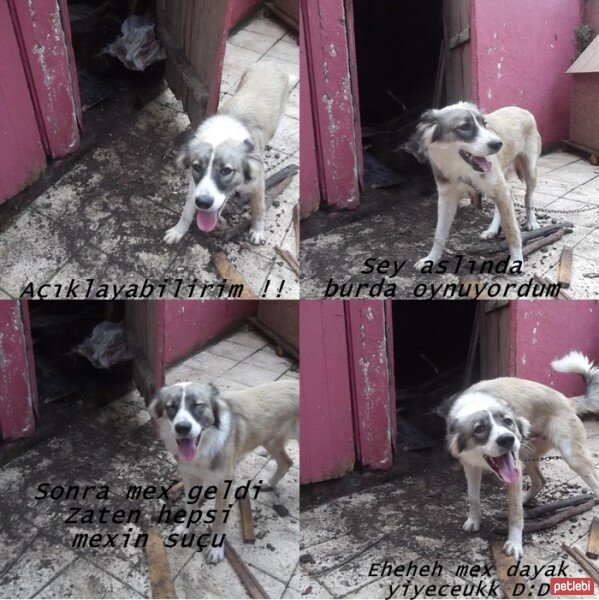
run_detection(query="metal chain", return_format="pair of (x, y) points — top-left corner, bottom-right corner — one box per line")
(511, 200), (599, 215)
(522, 452), (599, 463)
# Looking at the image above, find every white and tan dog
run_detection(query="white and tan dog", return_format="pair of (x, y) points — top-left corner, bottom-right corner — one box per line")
(149, 378), (299, 563)
(164, 61), (294, 246)
(405, 102), (542, 268)
(445, 351), (599, 560)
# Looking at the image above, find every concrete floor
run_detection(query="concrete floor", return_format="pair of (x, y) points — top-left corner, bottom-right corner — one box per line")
(0, 325), (299, 599)
(0, 13), (299, 300)
(299, 421), (599, 599)
(302, 151), (599, 299)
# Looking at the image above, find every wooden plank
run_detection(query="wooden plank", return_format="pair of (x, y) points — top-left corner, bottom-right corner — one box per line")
(587, 517), (599, 559)
(345, 301), (394, 471)
(567, 34), (599, 73)
(225, 540), (269, 599)
(213, 252), (258, 300)
(239, 498), (256, 544)
(449, 26), (470, 49)
(491, 541), (532, 599)
(557, 245), (573, 288)
(563, 543), (599, 585)
(145, 528), (177, 599)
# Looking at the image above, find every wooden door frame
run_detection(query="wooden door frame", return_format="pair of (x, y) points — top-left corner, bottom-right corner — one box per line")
(300, 0), (362, 211)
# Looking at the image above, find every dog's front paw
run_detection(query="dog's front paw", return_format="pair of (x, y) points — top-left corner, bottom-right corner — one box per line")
(480, 229), (499, 240)
(503, 540), (523, 560)
(462, 517), (480, 532)
(525, 218), (541, 231)
(249, 226), (266, 245)
(164, 227), (185, 244)
(414, 256), (436, 270)
(206, 544), (225, 564)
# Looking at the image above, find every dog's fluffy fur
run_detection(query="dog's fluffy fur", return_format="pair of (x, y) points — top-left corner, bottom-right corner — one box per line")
(406, 102), (542, 268)
(149, 379), (299, 563)
(445, 351), (599, 560)
(164, 62), (294, 246)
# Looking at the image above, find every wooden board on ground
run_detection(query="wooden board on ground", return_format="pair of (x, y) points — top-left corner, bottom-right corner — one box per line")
(239, 497), (256, 543)
(145, 528), (177, 599)
(587, 517), (599, 560)
(557, 245), (573, 288)
(225, 540), (269, 599)
(491, 541), (532, 599)
(213, 252), (258, 299)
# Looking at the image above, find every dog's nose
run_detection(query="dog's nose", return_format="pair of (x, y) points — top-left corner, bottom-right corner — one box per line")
(175, 421), (192, 436)
(195, 194), (214, 210)
(488, 140), (503, 152)
(496, 434), (515, 449)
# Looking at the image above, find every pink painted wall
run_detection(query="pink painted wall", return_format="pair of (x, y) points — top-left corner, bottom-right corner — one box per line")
(164, 300), (258, 365)
(510, 300), (599, 398)
(471, 0), (581, 149)
(300, 300), (356, 484)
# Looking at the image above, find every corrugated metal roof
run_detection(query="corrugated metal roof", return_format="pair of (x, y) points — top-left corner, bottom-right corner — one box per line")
(567, 35), (599, 74)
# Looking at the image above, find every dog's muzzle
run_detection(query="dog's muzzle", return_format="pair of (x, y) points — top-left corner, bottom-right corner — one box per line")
(459, 150), (493, 173)
(484, 451), (520, 483)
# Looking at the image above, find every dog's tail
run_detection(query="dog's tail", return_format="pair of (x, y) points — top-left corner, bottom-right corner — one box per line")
(551, 351), (599, 416)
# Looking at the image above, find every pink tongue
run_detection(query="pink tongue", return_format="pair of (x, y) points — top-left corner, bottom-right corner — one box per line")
(474, 156), (492, 172)
(196, 211), (219, 232)
(496, 453), (520, 483)
(177, 438), (197, 462)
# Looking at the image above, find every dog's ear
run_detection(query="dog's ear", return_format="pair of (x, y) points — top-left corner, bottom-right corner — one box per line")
(401, 136), (428, 164)
(176, 141), (192, 170)
(208, 383), (221, 429)
(515, 416), (531, 439)
(420, 109), (443, 143)
(241, 138), (258, 183)
(243, 139), (255, 154)
(148, 390), (165, 419)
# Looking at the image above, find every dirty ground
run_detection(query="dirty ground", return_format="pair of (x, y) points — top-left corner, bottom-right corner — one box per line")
(0, 13), (299, 300)
(301, 151), (599, 299)
(0, 325), (300, 599)
(299, 420), (599, 599)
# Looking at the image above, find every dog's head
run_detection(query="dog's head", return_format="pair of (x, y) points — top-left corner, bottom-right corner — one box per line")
(404, 102), (503, 173)
(446, 393), (530, 484)
(176, 118), (258, 233)
(149, 382), (221, 462)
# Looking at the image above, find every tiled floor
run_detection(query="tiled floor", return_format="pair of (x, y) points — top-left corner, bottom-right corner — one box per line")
(0, 12), (299, 299)
(0, 325), (299, 599)
(299, 421), (599, 599)
(301, 150), (599, 299)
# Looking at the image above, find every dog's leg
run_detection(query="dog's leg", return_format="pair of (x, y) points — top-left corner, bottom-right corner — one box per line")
(519, 153), (541, 231)
(462, 463), (482, 532)
(174, 472), (195, 536)
(205, 475), (232, 564)
(164, 181), (196, 244)
(493, 184), (523, 264)
(480, 206), (501, 240)
(415, 188), (461, 269)
(504, 478), (524, 559)
(263, 439), (293, 490)
(522, 462), (546, 505)
(559, 435), (599, 497)
(248, 176), (266, 245)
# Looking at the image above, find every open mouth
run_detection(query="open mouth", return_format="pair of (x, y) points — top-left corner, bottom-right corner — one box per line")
(176, 430), (202, 462)
(459, 150), (492, 173)
(196, 208), (223, 233)
(484, 451), (519, 483)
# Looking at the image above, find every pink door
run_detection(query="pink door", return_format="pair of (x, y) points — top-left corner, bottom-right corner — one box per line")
(300, 0), (362, 211)
(0, 302), (38, 440)
(300, 300), (395, 484)
(0, 0), (81, 204)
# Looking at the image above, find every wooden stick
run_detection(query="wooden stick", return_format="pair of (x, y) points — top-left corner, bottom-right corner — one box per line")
(471, 223), (572, 255)
(557, 245), (573, 288)
(225, 540), (269, 599)
(586, 517), (599, 560)
(524, 494), (595, 519)
(293, 203), (300, 258)
(274, 246), (300, 277)
(144, 528), (177, 599)
(494, 499), (596, 534)
(562, 543), (599, 584)
(239, 498), (256, 544)
(491, 541), (532, 599)
(523, 229), (565, 257)
(213, 252), (257, 299)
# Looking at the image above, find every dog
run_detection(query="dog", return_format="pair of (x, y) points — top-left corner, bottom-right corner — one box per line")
(149, 378), (299, 563)
(405, 102), (542, 269)
(445, 351), (599, 560)
(163, 61), (294, 246)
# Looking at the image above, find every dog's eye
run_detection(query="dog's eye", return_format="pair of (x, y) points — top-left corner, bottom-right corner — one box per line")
(191, 162), (202, 171)
(458, 123), (470, 131)
(504, 417), (513, 426)
(220, 166), (233, 176)
(474, 424), (485, 434)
